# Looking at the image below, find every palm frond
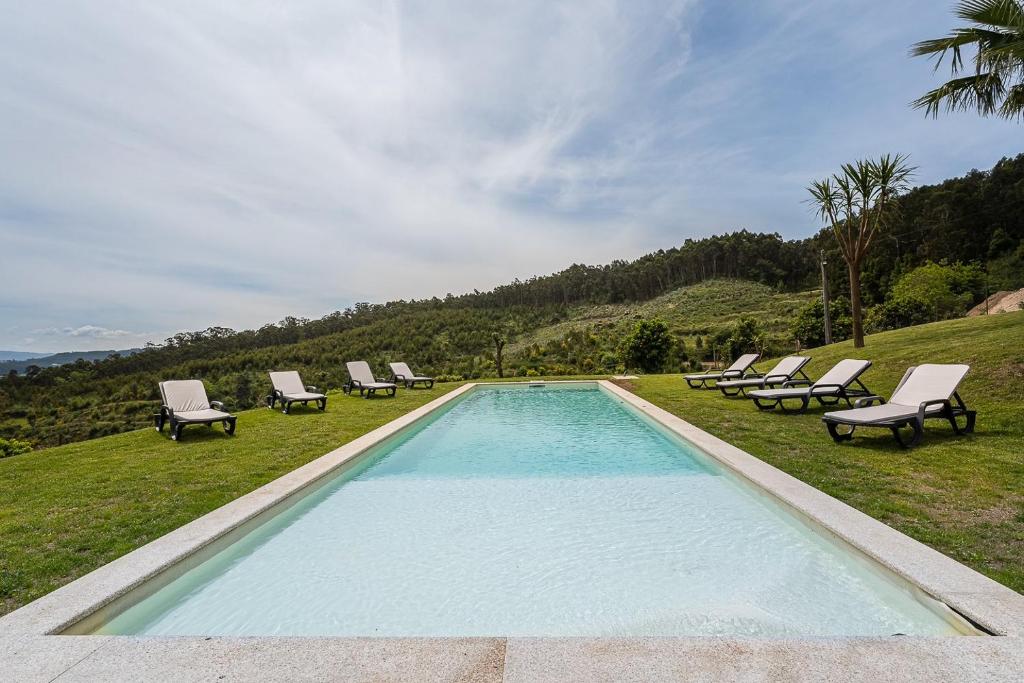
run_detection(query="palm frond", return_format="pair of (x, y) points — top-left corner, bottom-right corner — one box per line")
(912, 73), (1007, 117)
(999, 82), (1024, 116)
(955, 0), (1024, 30)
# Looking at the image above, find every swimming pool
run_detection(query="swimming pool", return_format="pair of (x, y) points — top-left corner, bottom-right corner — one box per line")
(94, 383), (971, 637)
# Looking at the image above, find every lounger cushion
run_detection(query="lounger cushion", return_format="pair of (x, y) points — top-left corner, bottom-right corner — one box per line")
(270, 371), (305, 395)
(823, 402), (948, 425)
(890, 364), (970, 407)
(814, 359), (871, 387)
(361, 382), (396, 390)
(715, 377), (770, 389)
(280, 391), (325, 401)
(160, 380), (210, 412)
(747, 387), (813, 400)
(174, 408), (233, 422)
(346, 361), (377, 385)
(683, 353), (758, 380)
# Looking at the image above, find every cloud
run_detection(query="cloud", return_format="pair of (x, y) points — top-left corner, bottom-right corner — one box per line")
(0, 0), (1018, 350)
(31, 325), (139, 340)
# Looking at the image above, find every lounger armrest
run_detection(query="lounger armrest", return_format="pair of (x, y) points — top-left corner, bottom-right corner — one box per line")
(917, 398), (951, 424)
(306, 385), (319, 392)
(210, 401), (226, 410)
(854, 395), (885, 408)
(808, 383), (844, 394)
(376, 377), (390, 383)
(764, 374), (791, 384)
(160, 405), (175, 419)
(782, 378), (813, 388)
(721, 369), (744, 379)
(743, 372), (765, 379)
(392, 373), (407, 381)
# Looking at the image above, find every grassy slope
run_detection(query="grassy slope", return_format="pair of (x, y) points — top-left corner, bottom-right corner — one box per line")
(628, 311), (1024, 592)
(508, 279), (817, 352)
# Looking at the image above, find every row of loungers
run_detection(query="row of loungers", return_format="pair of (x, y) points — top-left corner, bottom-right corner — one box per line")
(156, 362), (435, 440)
(684, 355), (976, 449)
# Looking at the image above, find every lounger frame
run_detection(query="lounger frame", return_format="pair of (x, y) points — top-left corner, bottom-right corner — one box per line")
(751, 375), (874, 414)
(267, 387), (327, 414)
(154, 402), (236, 441)
(718, 360), (811, 398)
(822, 366), (977, 448)
(389, 364), (435, 389)
(343, 380), (397, 398)
(684, 355), (759, 389)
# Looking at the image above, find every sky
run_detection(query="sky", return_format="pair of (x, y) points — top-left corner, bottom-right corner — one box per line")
(0, 0), (1018, 352)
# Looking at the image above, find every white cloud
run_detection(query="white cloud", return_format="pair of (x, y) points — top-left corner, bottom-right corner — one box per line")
(0, 0), (1017, 350)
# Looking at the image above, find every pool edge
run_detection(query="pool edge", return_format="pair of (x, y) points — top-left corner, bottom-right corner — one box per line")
(2, 379), (1024, 681)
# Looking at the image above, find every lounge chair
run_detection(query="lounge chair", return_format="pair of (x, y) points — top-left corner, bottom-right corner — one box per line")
(155, 380), (236, 441)
(683, 353), (760, 389)
(822, 364), (976, 448)
(715, 356), (811, 397)
(747, 359), (873, 413)
(342, 361), (397, 398)
(267, 371), (327, 413)
(389, 362), (434, 389)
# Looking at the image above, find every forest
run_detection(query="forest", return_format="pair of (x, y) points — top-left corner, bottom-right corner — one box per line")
(2, 153), (1023, 449)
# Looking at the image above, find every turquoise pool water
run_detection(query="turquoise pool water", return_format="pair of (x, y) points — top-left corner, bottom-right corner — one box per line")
(98, 384), (967, 636)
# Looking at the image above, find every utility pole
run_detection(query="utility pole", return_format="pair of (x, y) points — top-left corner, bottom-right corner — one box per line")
(821, 249), (832, 345)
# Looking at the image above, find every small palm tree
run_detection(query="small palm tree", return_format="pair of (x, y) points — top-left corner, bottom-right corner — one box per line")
(912, 0), (1024, 119)
(807, 155), (915, 348)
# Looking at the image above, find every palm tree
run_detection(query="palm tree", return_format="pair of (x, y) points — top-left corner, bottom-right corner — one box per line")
(807, 155), (915, 348)
(912, 0), (1024, 119)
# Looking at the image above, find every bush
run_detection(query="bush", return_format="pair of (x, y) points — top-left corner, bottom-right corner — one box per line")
(714, 317), (765, 362)
(619, 319), (673, 373)
(0, 437), (33, 458)
(791, 297), (853, 348)
(865, 296), (932, 333)
(890, 261), (985, 321)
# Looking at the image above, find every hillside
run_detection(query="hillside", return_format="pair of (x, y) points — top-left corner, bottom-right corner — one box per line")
(629, 310), (1024, 593)
(0, 348), (142, 375)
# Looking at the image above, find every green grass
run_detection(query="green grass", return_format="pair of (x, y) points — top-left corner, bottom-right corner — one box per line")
(626, 311), (1024, 593)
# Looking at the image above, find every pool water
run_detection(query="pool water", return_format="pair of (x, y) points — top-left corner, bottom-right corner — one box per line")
(98, 384), (967, 636)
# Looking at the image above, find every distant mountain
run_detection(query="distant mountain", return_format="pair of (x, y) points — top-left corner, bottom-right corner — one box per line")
(0, 349), (143, 375)
(0, 351), (54, 362)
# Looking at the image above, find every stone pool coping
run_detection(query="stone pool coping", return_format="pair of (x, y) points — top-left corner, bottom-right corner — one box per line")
(2, 379), (1023, 681)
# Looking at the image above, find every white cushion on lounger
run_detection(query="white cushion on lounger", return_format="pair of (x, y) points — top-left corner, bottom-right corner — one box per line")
(175, 408), (233, 422)
(347, 361), (390, 386)
(823, 402), (947, 425)
(160, 380), (210, 412)
(718, 356), (809, 388)
(270, 371), (305, 395)
(747, 387), (811, 399)
(683, 353), (758, 380)
(889, 364), (970, 406)
(390, 362), (431, 380)
(814, 359), (871, 387)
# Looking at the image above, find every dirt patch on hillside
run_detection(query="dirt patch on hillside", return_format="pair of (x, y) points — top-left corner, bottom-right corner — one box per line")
(968, 288), (1024, 316)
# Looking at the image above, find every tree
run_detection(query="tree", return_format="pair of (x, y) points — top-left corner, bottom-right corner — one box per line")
(912, 0), (1024, 120)
(791, 298), (853, 348)
(620, 319), (673, 373)
(889, 261), (985, 319)
(807, 155), (915, 347)
(492, 333), (506, 378)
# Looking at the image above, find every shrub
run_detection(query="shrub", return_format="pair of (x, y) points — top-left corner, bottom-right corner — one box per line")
(619, 319), (673, 373)
(865, 296), (932, 333)
(0, 437), (33, 458)
(890, 261), (985, 320)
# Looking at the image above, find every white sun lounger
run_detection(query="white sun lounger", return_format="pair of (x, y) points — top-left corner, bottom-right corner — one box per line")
(683, 353), (760, 389)
(715, 356), (811, 397)
(343, 361), (397, 398)
(822, 364), (976, 448)
(747, 359), (874, 413)
(389, 362), (434, 389)
(268, 371), (327, 413)
(155, 379), (236, 441)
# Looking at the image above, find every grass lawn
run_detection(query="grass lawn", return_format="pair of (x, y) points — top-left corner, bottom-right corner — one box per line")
(1, 313), (1021, 618)
(627, 311), (1024, 593)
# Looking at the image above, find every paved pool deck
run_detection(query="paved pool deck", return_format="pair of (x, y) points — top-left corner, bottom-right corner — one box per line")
(2, 380), (1023, 681)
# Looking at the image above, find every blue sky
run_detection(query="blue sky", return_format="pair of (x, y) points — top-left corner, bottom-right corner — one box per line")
(0, 0), (1017, 351)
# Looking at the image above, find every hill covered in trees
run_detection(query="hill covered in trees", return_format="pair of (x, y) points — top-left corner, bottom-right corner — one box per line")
(2, 153), (1023, 449)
